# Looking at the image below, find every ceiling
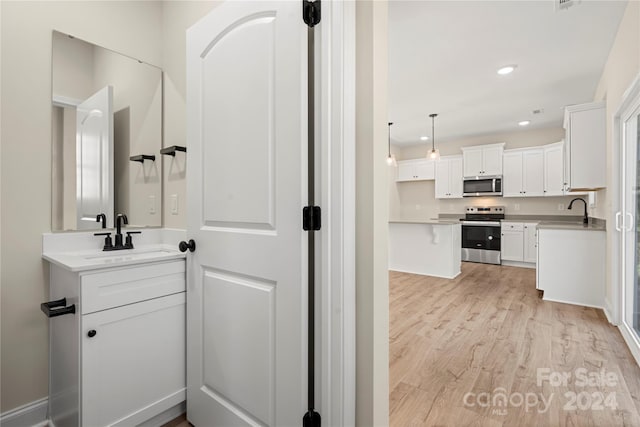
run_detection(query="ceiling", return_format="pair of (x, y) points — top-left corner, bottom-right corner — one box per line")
(388, 0), (628, 146)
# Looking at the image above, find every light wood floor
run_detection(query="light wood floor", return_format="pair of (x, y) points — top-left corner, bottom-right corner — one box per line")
(390, 262), (640, 427)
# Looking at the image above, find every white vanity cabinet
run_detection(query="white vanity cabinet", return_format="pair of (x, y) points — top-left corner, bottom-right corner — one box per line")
(461, 143), (504, 177)
(46, 259), (186, 427)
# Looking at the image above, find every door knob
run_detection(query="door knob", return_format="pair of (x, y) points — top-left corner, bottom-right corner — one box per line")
(179, 239), (196, 253)
(87, 330), (97, 338)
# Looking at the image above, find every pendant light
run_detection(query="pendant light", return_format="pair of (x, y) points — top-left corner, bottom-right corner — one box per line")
(387, 122), (397, 166)
(428, 113), (440, 160)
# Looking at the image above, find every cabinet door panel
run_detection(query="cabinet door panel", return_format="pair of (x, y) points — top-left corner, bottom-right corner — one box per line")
(523, 223), (538, 264)
(463, 149), (483, 177)
(448, 157), (463, 198)
(544, 144), (565, 196)
(414, 160), (435, 180)
(482, 145), (504, 176)
(501, 230), (524, 261)
(396, 163), (415, 182)
(82, 293), (186, 427)
(435, 160), (450, 198)
(522, 149), (544, 197)
(502, 152), (523, 197)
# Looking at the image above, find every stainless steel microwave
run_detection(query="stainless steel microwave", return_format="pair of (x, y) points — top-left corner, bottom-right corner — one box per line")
(463, 176), (502, 197)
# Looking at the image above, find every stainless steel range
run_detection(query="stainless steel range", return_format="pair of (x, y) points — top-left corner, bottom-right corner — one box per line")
(461, 206), (505, 265)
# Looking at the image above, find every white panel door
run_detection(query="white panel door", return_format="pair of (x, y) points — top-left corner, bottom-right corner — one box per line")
(82, 293), (186, 427)
(502, 151), (522, 197)
(544, 143), (565, 196)
(434, 160), (450, 198)
(523, 223), (538, 264)
(522, 149), (544, 197)
(501, 230), (524, 261)
(186, 3), (306, 426)
(76, 86), (113, 229)
(482, 145), (503, 176)
(463, 148), (483, 177)
(448, 156), (463, 198)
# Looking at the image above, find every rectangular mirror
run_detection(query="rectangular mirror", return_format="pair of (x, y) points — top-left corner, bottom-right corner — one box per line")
(51, 31), (163, 231)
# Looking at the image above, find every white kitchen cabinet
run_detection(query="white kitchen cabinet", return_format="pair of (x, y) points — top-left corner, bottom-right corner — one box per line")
(503, 148), (544, 197)
(523, 223), (538, 263)
(537, 228), (605, 307)
(396, 159), (435, 182)
(501, 222), (524, 261)
(461, 143), (505, 177)
(435, 155), (463, 198)
(543, 141), (565, 196)
(563, 101), (606, 190)
(501, 222), (538, 265)
(46, 259), (186, 427)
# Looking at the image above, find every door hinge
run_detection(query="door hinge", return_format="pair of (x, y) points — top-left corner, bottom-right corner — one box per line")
(303, 206), (321, 231)
(303, 0), (321, 28)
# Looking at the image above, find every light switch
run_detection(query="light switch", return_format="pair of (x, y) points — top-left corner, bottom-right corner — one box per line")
(171, 194), (179, 215)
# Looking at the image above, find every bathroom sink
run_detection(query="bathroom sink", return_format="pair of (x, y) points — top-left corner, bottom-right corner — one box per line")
(83, 249), (175, 261)
(42, 245), (185, 272)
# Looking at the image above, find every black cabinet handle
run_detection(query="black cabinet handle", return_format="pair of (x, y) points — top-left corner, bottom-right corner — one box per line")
(179, 239), (196, 253)
(41, 298), (76, 318)
(87, 330), (97, 338)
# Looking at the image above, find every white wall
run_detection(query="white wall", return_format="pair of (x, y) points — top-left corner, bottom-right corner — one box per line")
(0, 0), (165, 413)
(592, 0), (640, 318)
(389, 126), (591, 221)
(356, 1), (389, 425)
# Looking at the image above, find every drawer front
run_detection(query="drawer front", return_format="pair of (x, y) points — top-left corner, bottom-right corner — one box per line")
(501, 222), (524, 232)
(81, 260), (185, 314)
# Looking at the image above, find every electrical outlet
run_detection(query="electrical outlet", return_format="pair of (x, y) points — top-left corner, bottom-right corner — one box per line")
(171, 194), (179, 215)
(148, 195), (156, 214)
(558, 203), (565, 211)
(514, 203), (520, 211)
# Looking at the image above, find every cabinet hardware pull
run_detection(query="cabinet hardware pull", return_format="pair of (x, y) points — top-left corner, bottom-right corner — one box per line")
(40, 298), (76, 318)
(87, 330), (97, 338)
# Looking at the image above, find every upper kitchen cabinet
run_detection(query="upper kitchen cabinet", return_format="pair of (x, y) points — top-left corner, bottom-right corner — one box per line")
(435, 155), (463, 198)
(503, 148), (544, 197)
(396, 159), (435, 182)
(543, 141), (565, 196)
(563, 101), (606, 191)
(461, 143), (505, 178)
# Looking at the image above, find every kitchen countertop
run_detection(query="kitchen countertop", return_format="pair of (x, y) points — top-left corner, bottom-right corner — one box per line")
(536, 221), (606, 231)
(389, 219), (461, 225)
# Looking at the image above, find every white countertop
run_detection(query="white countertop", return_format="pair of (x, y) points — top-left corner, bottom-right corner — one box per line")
(389, 220), (461, 225)
(536, 221), (606, 231)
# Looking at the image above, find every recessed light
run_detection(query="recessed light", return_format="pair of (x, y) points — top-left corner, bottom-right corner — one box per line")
(497, 65), (517, 75)
(420, 136), (429, 141)
(518, 120), (531, 126)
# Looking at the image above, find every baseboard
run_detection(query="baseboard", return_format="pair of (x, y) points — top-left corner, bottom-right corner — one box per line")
(137, 401), (186, 427)
(500, 260), (536, 269)
(389, 268), (460, 280)
(541, 296), (604, 310)
(0, 397), (48, 427)
(603, 297), (617, 325)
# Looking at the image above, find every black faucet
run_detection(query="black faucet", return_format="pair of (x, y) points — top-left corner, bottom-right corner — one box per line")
(568, 198), (589, 225)
(115, 214), (128, 247)
(96, 213), (107, 229)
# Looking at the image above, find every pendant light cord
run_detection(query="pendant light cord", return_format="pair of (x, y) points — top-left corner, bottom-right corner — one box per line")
(388, 122), (393, 157)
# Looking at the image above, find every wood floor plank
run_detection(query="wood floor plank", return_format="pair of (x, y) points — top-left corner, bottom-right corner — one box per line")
(390, 263), (640, 427)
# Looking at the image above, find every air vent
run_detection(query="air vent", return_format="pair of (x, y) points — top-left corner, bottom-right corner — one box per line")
(532, 108), (545, 115)
(556, 0), (580, 11)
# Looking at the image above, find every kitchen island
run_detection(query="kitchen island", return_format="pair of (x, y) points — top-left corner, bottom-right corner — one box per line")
(388, 220), (462, 279)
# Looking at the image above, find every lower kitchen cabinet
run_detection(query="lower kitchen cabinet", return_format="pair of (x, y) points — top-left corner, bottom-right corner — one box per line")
(537, 228), (605, 307)
(47, 259), (186, 427)
(501, 222), (538, 266)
